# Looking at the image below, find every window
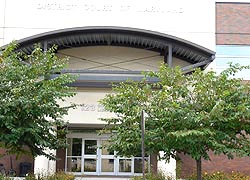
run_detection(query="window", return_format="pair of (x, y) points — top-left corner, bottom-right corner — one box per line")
(216, 45), (250, 80)
(66, 137), (149, 175)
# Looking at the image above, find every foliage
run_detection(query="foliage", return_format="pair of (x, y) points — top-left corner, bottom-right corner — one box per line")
(100, 78), (154, 157)
(1, 172), (74, 180)
(188, 171), (250, 180)
(131, 171), (172, 180)
(0, 174), (11, 180)
(100, 63), (250, 179)
(25, 172), (75, 180)
(0, 43), (76, 159)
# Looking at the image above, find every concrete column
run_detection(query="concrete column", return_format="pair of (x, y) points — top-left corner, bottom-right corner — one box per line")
(34, 150), (56, 176)
(157, 151), (176, 179)
(167, 45), (173, 68)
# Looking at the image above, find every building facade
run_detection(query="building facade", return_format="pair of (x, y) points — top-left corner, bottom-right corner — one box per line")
(0, 0), (249, 178)
(178, 1), (250, 178)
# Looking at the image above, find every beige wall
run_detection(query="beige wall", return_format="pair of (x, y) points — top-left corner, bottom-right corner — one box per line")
(172, 57), (190, 67)
(61, 88), (114, 125)
(58, 46), (191, 72)
(58, 46), (191, 125)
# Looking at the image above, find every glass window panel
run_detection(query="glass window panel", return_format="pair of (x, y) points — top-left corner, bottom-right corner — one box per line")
(101, 140), (114, 155)
(216, 57), (250, 66)
(67, 139), (73, 156)
(84, 140), (97, 155)
(216, 45), (250, 80)
(134, 158), (149, 173)
(101, 159), (114, 172)
(67, 138), (82, 156)
(216, 57), (235, 66)
(67, 157), (81, 172)
(216, 45), (250, 56)
(84, 159), (96, 172)
(119, 159), (131, 172)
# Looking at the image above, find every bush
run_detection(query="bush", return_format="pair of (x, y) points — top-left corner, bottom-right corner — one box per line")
(0, 174), (11, 180)
(24, 172), (75, 180)
(187, 171), (250, 180)
(131, 171), (174, 180)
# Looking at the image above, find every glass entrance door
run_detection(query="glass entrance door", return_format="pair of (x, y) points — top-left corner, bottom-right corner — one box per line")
(66, 136), (148, 176)
(83, 139), (115, 175)
(83, 140), (98, 175)
(99, 140), (115, 175)
(66, 138), (82, 173)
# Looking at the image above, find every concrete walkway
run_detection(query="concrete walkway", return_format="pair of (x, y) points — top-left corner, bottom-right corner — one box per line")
(13, 177), (131, 180)
(75, 178), (130, 180)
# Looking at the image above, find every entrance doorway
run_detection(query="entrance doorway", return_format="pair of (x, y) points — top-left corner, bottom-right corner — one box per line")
(66, 135), (149, 176)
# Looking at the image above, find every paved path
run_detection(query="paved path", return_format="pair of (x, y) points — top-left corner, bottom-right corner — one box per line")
(13, 177), (131, 180)
(75, 178), (130, 180)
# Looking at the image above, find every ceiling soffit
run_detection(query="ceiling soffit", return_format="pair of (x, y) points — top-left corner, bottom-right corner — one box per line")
(10, 26), (215, 66)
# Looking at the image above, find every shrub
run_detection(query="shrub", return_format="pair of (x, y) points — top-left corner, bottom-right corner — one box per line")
(24, 172), (75, 180)
(187, 171), (250, 180)
(46, 172), (74, 180)
(131, 171), (174, 180)
(0, 174), (11, 180)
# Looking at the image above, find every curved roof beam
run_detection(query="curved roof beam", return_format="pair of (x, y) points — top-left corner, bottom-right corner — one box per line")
(4, 26), (215, 69)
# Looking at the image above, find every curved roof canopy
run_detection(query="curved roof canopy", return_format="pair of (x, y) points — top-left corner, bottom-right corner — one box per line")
(12, 26), (215, 68)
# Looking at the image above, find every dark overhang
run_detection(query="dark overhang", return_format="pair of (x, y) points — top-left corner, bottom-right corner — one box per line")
(2, 26), (216, 88)
(6, 26), (215, 67)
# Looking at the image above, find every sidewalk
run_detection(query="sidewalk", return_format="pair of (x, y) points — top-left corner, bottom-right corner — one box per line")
(75, 178), (130, 180)
(12, 177), (131, 180)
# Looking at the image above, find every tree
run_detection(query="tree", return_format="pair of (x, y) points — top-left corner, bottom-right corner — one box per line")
(100, 63), (250, 180)
(0, 43), (76, 159)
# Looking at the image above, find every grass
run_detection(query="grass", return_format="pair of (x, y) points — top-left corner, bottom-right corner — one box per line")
(187, 171), (250, 180)
(130, 171), (250, 180)
(130, 171), (174, 180)
(0, 172), (74, 180)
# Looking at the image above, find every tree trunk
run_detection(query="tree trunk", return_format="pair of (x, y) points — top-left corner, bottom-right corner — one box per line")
(196, 158), (202, 180)
(150, 153), (158, 175)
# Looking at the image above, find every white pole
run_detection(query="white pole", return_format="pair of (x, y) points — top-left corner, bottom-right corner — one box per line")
(141, 110), (145, 180)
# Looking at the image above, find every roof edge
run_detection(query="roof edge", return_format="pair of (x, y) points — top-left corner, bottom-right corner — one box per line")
(2, 26), (215, 55)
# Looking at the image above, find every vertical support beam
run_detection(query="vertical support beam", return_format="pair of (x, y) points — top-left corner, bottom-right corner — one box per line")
(43, 41), (48, 51)
(34, 40), (57, 176)
(141, 110), (146, 180)
(167, 44), (173, 68)
(43, 40), (49, 80)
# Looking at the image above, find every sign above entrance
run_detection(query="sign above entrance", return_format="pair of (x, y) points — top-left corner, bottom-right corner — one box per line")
(61, 90), (115, 124)
(80, 104), (106, 112)
(36, 2), (184, 14)
(2, 0), (215, 49)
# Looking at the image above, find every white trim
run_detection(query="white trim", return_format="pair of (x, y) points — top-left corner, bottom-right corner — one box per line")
(216, 55), (250, 58)
(66, 133), (110, 139)
(65, 133), (149, 176)
(216, 0), (250, 2)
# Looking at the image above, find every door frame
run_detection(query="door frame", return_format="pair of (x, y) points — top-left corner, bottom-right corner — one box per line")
(66, 132), (149, 176)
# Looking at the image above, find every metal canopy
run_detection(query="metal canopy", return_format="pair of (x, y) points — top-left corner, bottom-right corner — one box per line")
(3, 26), (216, 87)
(11, 26), (215, 68)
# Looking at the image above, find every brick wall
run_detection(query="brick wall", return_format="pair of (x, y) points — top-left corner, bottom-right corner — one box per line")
(0, 148), (34, 176)
(177, 153), (196, 178)
(1, 148), (67, 175)
(56, 149), (66, 171)
(216, 3), (250, 45)
(178, 152), (250, 178)
(177, 3), (250, 178)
